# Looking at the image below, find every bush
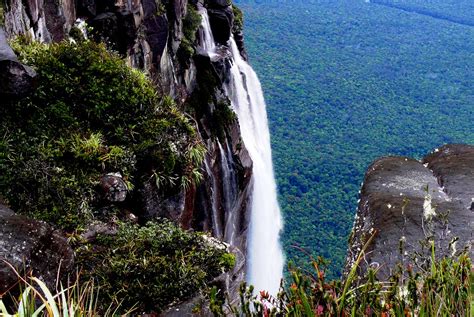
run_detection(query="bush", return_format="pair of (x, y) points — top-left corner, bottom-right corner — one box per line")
(225, 252), (473, 316)
(77, 220), (235, 313)
(1, 39), (203, 230)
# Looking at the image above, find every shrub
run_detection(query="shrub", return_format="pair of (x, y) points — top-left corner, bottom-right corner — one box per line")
(1, 39), (202, 230)
(76, 220), (235, 313)
(224, 252), (473, 316)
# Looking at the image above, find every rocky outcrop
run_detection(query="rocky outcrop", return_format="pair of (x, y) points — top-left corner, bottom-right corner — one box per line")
(345, 144), (474, 280)
(2, 0), (251, 310)
(0, 204), (74, 294)
(0, 27), (36, 98)
(4, 0), (75, 41)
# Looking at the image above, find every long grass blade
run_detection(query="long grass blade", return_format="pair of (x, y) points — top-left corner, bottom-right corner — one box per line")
(32, 277), (61, 317)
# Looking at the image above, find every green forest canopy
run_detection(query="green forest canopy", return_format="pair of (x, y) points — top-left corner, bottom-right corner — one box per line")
(235, 0), (474, 278)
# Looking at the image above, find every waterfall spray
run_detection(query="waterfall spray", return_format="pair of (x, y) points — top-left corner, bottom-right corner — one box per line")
(225, 38), (284, 296)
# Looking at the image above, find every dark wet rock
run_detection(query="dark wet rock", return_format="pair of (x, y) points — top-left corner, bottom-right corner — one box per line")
(0, 29), (17, 61)
(144, 14), (169, 65)
(345, 144), (474, 281)
(100, 173), (128, 202)
(168, 0), (187, 54)
(0, 60), (36, 98)
(0, 204), (74, 294)
(208, 6), (233, 45)
(4, 0), (74, 41)
(138, 179), (186, 222)
(77, 0), (97, 17)
(0, 28), (36, 98)
(206, 0), (230, 8)
(25, 0), (43, 24)
(89, 13), (120, 49)
(233, 29), (248, 60)
(44, 0), (75, 41)
(142, 0), (157, 18)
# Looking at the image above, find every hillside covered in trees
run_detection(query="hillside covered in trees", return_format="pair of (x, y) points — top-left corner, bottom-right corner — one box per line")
(236, 0), (474, 277)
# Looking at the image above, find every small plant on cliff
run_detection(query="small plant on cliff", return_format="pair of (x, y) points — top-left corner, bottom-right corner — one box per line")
(178, 4), (202, 64)
(232, 4), (244, 33)
(76, 220), (235, 314)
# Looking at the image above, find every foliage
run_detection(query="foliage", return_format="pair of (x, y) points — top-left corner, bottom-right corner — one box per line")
(76, 220), (235, 314)
(218, 253), (473, 316)
(232, 4), (244, 33)
(0, 0), (4, 26)
(178, 4), (202, 64)
(0, 264), (130, 316)
(235, 0), (474, 278)
(0, 39), (202, 230)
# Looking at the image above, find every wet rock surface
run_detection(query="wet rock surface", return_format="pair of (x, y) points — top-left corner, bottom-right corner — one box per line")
(208, 5), (233, 45)
(0, 204), (74, 293)
(0, 28), (36, 98)
(345, 144), (474, 280)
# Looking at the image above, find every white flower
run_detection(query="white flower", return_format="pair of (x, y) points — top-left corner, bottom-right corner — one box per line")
(423, 194), (436, 221)
(398, 286), (408, 299)
(451, 240), (457, 257)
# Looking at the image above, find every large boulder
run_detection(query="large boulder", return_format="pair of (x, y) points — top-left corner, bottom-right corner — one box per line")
(0, 28), (36, 98)
(0, 204), (74, 294)
(345, 144), (474, 280)
(100, 173), (128, 202)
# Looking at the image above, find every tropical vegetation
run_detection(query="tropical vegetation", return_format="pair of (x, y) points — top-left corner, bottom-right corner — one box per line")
(236, 0), (474, 278)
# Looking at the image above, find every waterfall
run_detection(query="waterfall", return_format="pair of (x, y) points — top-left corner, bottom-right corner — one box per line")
(198, 8), (284, 295)
(219, 141), (238, 245)
(204, 155), (223, 239)
(197, 5), (218, 60)
(225, 38), (284, 296)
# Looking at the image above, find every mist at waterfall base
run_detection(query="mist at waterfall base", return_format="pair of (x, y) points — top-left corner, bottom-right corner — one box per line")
(198, 7), (284, 296)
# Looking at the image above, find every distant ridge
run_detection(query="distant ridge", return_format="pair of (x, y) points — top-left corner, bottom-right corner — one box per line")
(371, 1), (474, 27)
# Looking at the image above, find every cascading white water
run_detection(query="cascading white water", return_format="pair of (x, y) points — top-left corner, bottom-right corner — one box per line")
(219, 141), (238, 245)
(204, 156), (223, 239)
(198, 8), (284, 295)
(225, 38), (284, 296)
(197, 5), (218, 60)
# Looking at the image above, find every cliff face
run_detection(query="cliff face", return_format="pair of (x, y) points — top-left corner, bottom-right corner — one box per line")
(345, 144), (474, 280)
(1, 0), (251, 306)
